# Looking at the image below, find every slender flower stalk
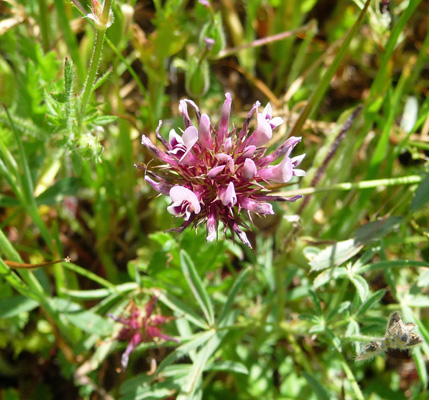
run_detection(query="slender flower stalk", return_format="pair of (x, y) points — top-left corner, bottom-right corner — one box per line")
(80, 0), (114, 114)
(139, 93), (306, 247)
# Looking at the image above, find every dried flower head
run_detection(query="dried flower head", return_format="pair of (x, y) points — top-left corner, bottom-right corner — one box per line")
(355, 312), (423, 362)
(110, 297), (179, 369)
(139, 93), (305, 247)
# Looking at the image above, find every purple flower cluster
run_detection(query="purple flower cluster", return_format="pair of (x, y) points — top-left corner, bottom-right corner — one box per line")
(140, 93), (305, 247)
(110, 297), (178, 369)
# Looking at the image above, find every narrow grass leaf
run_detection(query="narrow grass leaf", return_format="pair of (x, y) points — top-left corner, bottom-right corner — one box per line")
(288, 0), (371, 138)
(357, 260), (429, 274)
(180, 250), (214, 326)
(217, 267), (250, 327)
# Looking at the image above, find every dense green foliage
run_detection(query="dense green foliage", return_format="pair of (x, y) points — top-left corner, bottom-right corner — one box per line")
(0, 0), (428, 399)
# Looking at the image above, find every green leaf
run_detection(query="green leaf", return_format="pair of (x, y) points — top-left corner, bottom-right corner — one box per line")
(91, 115), (118, 125)
(178, 330), (225, 400)
(308, 290), (323, 316)
(64, 309), (114, 335)
(308, 239), (363, 272)
(180, 250), (214, 326)
(302, 371), (332, 400)
(0, 295), (39, 318)
(205, 360), (248, 375)
(36, 178), (82, 206)
(158, 291), (208, 329)
(356, 289), (386, 317)
(217, 267), (250, 327)
(313, 267), (348, 289)
(354, 217), (403, 244)
(156, 330), (215, 376)
(404, 294), (429, 308)
(410, 172), (429, 213)
(350, 275), (369, 302)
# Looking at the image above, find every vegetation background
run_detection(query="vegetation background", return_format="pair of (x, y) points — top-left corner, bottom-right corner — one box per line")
(0, 0), (428, 399)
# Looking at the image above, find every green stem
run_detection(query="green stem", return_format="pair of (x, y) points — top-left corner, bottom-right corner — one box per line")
(38, 0), (50, 52)
(275, 175), (422, 197)
(0, 230), (73, 343)
(80, 28), (107, 116)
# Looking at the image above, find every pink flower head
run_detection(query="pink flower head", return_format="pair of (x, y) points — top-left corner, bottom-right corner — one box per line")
(140, 93), (305, 248)
(110, 298), (179, 370)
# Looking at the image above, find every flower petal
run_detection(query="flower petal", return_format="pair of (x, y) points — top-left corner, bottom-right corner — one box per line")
(223, 137), (232, 153)
(231, 221), (251, 248)
(182, 126), (199, 149)
(220, 182), (237, 207)
(216, 153), (234, 172)
(179, 99), (200, 128)
(262, 103), (272, 119)
(207, 165), (225, 178)
(248, 113), (272, 147)
(258, 157), (293, 183)
(269, 116), (283, 129)
(168, 186), (201, 214)
(242, 158), (257, 179)
(169, 129), (184, 147)
(144, 175), (172, 196)
(142, 135), (178, 166)
(258, 136), (302, 167)
(198, 113), (213, 150)
(217, 92), (232, 146)
(240, 197), (274, 215)
(206, 209), (217, 242)
(180, 126), (199, 162)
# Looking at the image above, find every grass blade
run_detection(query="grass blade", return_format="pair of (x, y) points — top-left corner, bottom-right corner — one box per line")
(287, 0), (371, 138)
